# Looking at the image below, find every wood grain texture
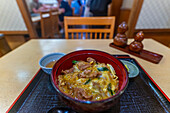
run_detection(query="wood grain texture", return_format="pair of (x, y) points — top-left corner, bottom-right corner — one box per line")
(118, 9), (131, 25)
(5, 35), (26, 50)
(16, 0), (38, 38)
(40, 10), (53, 38)
(0, 35), (11, 57)
(64, 16), (115, 39)
(0, 31), (28, 35)
(50, 9), (60, 37)
(0, 39), (170, 113)
(110, 0), (123, 34)
(109, 43), (163, 64)
(127, 0), (144, 38)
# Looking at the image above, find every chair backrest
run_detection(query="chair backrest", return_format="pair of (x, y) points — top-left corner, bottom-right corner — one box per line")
(64, 16), (115, 39)
(50, 9), (60, 36)
(40, 10), (53, 38)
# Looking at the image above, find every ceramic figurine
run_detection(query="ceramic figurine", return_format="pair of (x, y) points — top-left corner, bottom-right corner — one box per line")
(129, 31), (144, 53)
(113, 21), (128, 47)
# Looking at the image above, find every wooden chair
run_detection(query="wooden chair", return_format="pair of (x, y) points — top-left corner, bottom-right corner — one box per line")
(0, 34), (11, 57)
(64, 16), (115, 39)
(40, 10), (53, 38)
(50, 9), (60, 36)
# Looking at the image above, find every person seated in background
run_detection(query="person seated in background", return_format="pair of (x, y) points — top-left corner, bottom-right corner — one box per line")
(71, 0), (82, 16)
(84, 0), (93, 17)
(57, 0), (72, 33)
(30, 0), (49, 15)
(89, 0), (112, 16)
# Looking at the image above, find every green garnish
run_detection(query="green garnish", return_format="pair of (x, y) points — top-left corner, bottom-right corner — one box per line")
(72, 60), (78, 64)
(97, 67), (109, 71)
(84, 79), (91, 85)
(107, 83), (114, 96)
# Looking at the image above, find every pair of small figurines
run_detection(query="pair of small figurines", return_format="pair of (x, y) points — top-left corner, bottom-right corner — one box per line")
(113, 21), (144, 53)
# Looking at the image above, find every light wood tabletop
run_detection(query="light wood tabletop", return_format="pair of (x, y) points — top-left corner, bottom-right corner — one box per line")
(0, 39), (169, 112)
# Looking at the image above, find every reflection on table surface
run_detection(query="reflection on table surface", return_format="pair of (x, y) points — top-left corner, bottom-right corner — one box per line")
(0, 39), (170, 112)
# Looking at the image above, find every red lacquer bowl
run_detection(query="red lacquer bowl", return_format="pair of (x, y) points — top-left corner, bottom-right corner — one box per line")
(51, 50), (129, 113)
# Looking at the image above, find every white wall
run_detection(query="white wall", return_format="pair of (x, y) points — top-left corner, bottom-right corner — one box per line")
(136, 0), (170, 29)
(0, 0), (27, 31)
(122, 0), (170, 29)
(121, 0), (134, 9)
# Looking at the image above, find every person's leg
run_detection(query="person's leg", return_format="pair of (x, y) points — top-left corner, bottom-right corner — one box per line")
(58, 21), (64, 29)
(59, 21), (64, 33)
(58, 14), (64, 34)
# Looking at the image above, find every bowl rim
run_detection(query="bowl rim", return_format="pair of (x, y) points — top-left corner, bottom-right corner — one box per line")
(51, 50), (129, 104)
(120, 60), (139, 78)
(39, 52), (65, 69)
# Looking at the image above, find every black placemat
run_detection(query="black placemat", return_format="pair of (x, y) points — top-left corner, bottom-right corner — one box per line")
(8, 57), (170, 113)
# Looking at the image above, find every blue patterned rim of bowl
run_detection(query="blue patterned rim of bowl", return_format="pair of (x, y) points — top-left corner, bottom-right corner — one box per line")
(120, 60), (139, 78)
(39, 53), (65, 74)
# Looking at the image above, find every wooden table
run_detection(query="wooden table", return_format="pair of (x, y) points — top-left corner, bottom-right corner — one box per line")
(32, 16), (41, 22)
(32, 14), (50, 23)
(31, 12), (60, 23)
(0, 39), (169, 112)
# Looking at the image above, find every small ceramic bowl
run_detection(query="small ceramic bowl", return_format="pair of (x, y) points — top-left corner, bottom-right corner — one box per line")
(120, 60), (139, 78)
(39, 53), (65, 74)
